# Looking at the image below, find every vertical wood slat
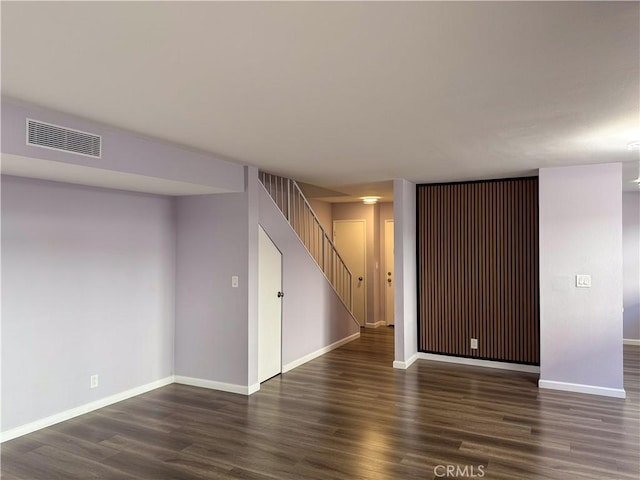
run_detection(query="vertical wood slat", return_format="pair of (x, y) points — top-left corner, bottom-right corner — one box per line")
(417, 178), (539, 365)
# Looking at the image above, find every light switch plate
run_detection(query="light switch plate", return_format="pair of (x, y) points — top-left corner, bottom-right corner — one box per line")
(576, 274), (591, 288)
(232, 276), (239, 288)
(470, 338), (478, 349)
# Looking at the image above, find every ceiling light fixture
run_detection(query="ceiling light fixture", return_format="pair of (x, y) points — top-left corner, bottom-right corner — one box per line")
(361, 196), (381, 205)
(628, 141), (640, 150)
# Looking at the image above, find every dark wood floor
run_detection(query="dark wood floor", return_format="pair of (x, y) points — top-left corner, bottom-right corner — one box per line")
(2, 328), (639, 479)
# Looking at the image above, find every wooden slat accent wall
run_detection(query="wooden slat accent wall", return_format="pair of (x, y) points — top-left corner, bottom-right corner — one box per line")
(417, 178), (539, 364)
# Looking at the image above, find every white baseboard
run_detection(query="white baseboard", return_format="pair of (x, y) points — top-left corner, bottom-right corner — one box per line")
(418, 353), (540, 373)
(393, 353), (418, 370)
(539, 379), (626, 398)
(174, 376), (257, 396)
(247, 383), (261, 395)
(282, 331), (360, 373)
(0, 376), (174, 444)
(364, 321), (386, 328)
(623, 338), (640, 346)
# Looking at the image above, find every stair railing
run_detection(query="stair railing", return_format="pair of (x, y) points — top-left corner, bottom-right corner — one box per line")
(258, 171), (353, 314)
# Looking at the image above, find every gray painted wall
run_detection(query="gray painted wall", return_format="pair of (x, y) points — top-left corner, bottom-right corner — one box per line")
(539, 163), (624, 390)
(623, 191), (640, 340)
(393, 179), (417, 365)
(174, 191), (250, 386)
(2, 97), (244, 192)
(1, 175), (176, 431)
(258, 184), (360, 366)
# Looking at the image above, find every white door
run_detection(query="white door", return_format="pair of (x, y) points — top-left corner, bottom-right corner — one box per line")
(333, 220), (366, 326)
(384, 220), (395, 326)
(258, 227), (282, 383)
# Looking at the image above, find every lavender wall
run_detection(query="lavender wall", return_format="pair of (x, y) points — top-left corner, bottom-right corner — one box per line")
(393, 179), (418, 367)
(258, 185), (360, 367)
(1, 175), (176, 431)
(539, 163), (624, 396)
(623, 192), (640, 340)
(174, 191), (250, 387)
(2, 97), (244, 192)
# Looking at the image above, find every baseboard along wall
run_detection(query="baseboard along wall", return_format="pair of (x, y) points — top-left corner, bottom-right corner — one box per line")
(2, 332), (362, 443)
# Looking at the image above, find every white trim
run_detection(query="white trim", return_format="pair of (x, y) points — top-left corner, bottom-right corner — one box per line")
(247, 383), (261, 395)
(282, 332), (360, 373)
(0, 376), (174, 443)
(364, 321), (386, 328)
(393, 353), (418, 370)
(623, 338), (640, 346)
(418, 353), (540, 373)
(173, 376), (256, 396)
(539, 379), (626, 398)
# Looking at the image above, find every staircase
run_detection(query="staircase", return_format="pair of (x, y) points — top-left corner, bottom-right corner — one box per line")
(258, 171), (353, 314)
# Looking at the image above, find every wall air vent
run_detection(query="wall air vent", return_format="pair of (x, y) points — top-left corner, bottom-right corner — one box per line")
(26, 119), (101, 159)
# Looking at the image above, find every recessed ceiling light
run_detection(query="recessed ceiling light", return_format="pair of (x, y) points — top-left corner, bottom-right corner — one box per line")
(628, 141), (640, 150)
(361, 196), (381, 205)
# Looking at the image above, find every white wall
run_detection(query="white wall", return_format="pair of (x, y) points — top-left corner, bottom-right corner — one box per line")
(539, 163), (624, 397)
(1, 176), (176, 432)
(623, 192), (640, 340)
(393, 179), (418, 368)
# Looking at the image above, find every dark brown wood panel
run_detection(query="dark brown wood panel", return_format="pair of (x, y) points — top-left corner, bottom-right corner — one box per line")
(417, 178), (539, 364)
(2, 329), (638, 480)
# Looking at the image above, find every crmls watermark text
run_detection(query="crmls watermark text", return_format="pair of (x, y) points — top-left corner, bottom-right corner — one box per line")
(434, 464), (486, 478)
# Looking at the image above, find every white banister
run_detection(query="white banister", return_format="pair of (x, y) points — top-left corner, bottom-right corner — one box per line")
(258, 171), (353, 314)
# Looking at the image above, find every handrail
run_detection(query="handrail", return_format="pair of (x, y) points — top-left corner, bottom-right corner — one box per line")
(258, 171), (354, 314)
(290, 179), (353, 279)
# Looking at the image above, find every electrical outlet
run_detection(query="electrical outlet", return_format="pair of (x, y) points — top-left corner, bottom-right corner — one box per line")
(576, 274), (591, 288)
(470, 338), (478, 350)
(90, 374), (99, 389)
(232, 275), (239, 288)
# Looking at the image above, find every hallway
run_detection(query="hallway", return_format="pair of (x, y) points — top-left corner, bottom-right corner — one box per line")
(2, 327), (638, 480)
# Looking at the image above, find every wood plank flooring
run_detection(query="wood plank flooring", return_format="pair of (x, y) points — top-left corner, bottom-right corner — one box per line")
(2, 328), (639, 479)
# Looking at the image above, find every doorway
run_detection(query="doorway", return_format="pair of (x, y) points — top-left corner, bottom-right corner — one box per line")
(333, 219), (367, 326)
(258, 226), (282, 383)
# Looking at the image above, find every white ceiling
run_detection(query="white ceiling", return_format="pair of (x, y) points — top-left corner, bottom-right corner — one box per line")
(2, 2), (639, 195)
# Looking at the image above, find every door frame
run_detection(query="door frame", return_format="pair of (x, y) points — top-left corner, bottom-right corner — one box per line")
(258, 225), (283, 383)
(332, 219), (367, 326)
